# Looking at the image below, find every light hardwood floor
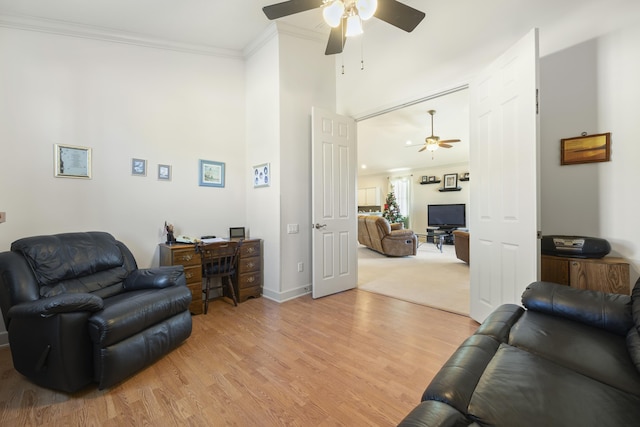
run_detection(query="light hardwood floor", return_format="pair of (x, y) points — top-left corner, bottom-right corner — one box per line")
(0, 290), (478, 426)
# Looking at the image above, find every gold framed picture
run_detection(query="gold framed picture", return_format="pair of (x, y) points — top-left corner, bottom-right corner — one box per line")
(561, 133), (611, 165)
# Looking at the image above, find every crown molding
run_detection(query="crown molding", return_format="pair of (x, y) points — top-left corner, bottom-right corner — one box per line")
(0, 13), (243, 59)
(243, 21), (327, 59)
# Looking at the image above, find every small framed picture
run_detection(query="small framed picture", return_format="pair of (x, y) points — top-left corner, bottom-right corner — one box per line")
(199, 159), (225, 187)
(463, 172), (469, 179)
(131, 158), (147, 176)
(420, 176), (428, 184)
(428, 176), (436, 183)
(443, 173), (458, 189)
(253, 163), (270, 188)
(561, 132), (611, 165)
(158, 164), (172, 181)
(54, 144), (92, 179)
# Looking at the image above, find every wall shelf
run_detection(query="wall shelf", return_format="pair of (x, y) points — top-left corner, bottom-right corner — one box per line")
(439, 187), (462, 192)
(420, 180), (441, 185)
(460, 178), (470, 182)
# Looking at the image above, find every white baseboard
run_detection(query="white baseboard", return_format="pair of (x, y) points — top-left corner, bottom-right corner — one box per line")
(262, 285), (311, 303)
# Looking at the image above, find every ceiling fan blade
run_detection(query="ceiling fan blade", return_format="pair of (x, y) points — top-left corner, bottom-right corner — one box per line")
(263, 0), (324, 20)
(439, 143), (453, 148)
(418, 145), (427, 152)
(325, 22), (346, 55)
(439, 139), (461, 144)
(374, 0), (426, 32)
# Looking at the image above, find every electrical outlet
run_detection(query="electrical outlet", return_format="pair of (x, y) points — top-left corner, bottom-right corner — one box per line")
(297, 262), (304, 272)
(0, 212), (5, 223)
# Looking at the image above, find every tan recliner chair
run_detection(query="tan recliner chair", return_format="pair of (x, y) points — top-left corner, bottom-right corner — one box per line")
(358, 215), (417, 256)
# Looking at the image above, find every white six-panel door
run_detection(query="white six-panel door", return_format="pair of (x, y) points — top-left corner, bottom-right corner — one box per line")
(469, 29), (541, 322)
(311, 107), (358, 298)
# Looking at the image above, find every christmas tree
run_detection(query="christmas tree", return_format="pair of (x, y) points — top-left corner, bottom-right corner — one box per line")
(382, 187), (404, 224)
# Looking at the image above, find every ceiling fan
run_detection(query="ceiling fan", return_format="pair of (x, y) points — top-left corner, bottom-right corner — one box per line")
(262, 0), (426, 55)
(418, 110), (461, 154)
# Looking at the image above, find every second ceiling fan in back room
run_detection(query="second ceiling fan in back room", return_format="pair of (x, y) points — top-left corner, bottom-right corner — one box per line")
(262, 0), (426, 55)
(418, 110), (461, 159)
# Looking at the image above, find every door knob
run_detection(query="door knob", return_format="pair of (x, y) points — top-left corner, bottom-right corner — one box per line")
(314, 223), (327, 229)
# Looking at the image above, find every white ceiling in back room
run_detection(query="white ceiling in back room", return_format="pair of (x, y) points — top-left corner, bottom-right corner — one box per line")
(357, 87), (469, 176)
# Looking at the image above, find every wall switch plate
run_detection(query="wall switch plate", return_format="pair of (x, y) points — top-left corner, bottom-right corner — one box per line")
(297, 262), (304, 272)
(287, 224), (299, 234)
(0, 212), (5, 223)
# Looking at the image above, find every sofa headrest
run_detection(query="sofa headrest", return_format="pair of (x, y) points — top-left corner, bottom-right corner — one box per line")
(11, 232), (124, 287)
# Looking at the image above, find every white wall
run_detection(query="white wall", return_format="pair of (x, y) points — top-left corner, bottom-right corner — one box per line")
(245, 23), (335, 302)
(540, 23), (640, 284)
(0, 27), (246, 342)
(277, 28), (336, 301)
(245, 28), (282, 301)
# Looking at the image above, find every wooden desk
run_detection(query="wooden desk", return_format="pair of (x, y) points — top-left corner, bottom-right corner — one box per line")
(159, 239), (263, 315)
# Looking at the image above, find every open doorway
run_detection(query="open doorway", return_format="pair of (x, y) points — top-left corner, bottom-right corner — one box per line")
(355, 87), (471, 315)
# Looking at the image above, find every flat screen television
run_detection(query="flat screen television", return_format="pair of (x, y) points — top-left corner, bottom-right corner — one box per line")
(428, 204), (466, 229)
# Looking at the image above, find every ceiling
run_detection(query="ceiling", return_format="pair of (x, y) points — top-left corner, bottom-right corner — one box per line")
(1, 1), (638, 176)
(357, 88), (469, 176)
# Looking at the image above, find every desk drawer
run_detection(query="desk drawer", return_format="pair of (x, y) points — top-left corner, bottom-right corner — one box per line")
(238, 272), (261, 290)
(238, 257), (260, 274)
(240, 240), (261, 258)
(171, 248), (200, 266)
(183, 264), (202, 282)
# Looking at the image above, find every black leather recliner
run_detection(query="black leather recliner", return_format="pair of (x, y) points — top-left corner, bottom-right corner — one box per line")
(0, 232), (193, 392)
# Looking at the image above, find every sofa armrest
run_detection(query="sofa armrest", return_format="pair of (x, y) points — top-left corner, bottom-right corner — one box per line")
(390, 223), (404, 230)
(8, 293), (104, 320)
(521, 281), (633, 336)
(123, 266), (185, 291)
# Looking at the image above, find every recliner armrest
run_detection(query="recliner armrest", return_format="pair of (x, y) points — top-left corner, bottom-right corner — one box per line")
(8, 293), (104, 320)
(521, 281), (633, 336)
(123, 266), (186, 291)
(389, 229), (415, 238)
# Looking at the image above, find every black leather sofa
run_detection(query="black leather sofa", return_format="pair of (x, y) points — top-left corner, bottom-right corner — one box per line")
(399, 280), (640, 427)
(0, 232), (193, 392)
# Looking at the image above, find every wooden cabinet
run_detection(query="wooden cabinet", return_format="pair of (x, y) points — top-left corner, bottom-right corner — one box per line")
(159, 243), (203, 315)
(235, 239), (262, 302)
(159, 239), (263, 313)
(541, 254), (630, 295)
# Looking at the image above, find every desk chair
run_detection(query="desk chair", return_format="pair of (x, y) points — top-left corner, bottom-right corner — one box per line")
(196, 240), (242, 313)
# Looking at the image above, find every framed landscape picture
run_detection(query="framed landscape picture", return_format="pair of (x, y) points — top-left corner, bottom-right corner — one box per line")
(199, 159), (225, 187)
(561, 133), (611, 165)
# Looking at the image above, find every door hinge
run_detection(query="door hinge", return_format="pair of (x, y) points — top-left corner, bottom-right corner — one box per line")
(536, 89), (539, 115)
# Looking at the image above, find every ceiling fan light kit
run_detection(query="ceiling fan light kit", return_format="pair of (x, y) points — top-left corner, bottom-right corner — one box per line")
(262, 0), (425, 56)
